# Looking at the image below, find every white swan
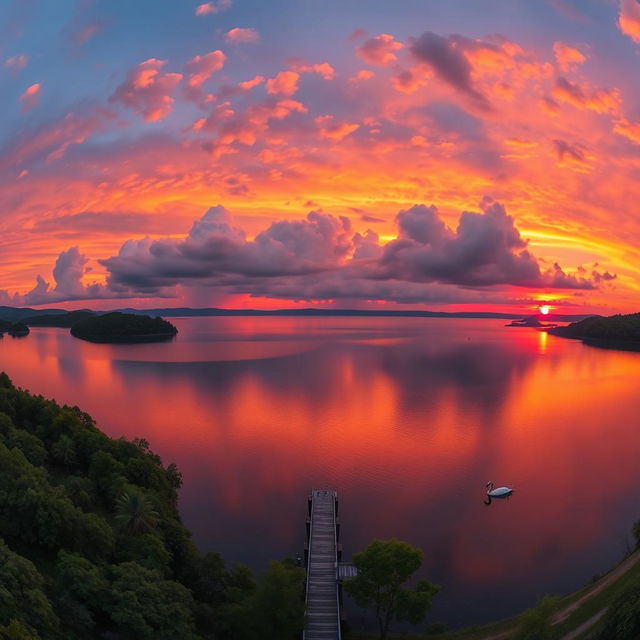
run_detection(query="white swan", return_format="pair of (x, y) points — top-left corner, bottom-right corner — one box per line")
(486, 481), (513, 498)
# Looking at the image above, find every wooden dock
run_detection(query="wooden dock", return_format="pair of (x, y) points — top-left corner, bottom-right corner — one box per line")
(303, 489), (341, 640)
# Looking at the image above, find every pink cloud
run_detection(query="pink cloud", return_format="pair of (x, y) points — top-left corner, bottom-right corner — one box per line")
(266, 71), (300, 96)
(551, 77), (620, 114)
(237, 75), (264, 91)
(0, 111), (107, 173)
(349, 69), (374, 83)
(315, 115), (360, 140)
(110, 58), (183, 122)
(392, 66), (430, 93)
(20, 83), (41, 112)
(195, 0), (231, 15)
(350, 28), (368, 41)
(289, 60), (335, 80)
(614, 119), (640, 144)
(5, 55), (28, 70)
(553, 42), (586, 71)
(357, 33), (404, 66)
(225, 27), (260, 43)
(183, 50), (227, 105)
(196, 97), (307, 145)
(71, 21), (105, 45)
(185, 50), (226, 87)
(619, 0), (640, 42)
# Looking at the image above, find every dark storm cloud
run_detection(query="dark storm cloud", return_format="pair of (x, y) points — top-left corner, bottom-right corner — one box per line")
(99, 201), (600, 304)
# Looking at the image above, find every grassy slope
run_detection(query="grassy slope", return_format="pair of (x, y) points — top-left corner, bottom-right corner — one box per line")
(348, 551), (640, 640)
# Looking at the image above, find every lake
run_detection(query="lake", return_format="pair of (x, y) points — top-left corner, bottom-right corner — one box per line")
(2, 316), (640, 629)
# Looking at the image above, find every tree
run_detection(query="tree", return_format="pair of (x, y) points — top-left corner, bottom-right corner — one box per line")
(0, 537), (60, 637)
(345, 539), (439, 640)
(513, 596), (559, 640)
(106, 562), (198, 639)
(114, 491), (159, 535)
(51, 434), (77, 466)
(222, 560), (304, 640)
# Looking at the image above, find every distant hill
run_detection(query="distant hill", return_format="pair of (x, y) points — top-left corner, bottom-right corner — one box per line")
(22, 310), (95, 328)
(1, 305), (596, 322)
(114, 306), (595, 321)
(70, 312), (178, 343)
(549, 312), (640, 350)
(0, 306), (67, 321)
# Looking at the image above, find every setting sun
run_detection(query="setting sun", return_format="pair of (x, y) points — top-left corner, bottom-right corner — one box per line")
(539, 305), (550, 315)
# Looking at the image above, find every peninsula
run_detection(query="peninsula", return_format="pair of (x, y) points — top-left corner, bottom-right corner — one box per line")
(549, 312), (640, 350)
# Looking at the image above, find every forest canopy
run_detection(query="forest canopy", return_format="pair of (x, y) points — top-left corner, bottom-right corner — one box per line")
(0, 373), (304, 639)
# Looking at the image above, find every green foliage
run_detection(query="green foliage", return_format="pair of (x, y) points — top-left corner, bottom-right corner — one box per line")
(53, 551), (108, 638)
(0, 620), (40, 640)
(512, 596), (560, 640)
(70, 312), (178, 343)
(345, 538), (440, 640)
(51, 434), (77, 466)
(221, 560), (304, 640)
(0, 371), (267, 639)
(115, 491), (160, 535)
(0, 538), (60, 637)
(596, 578), (640, 640)
(106, 562), (198, 639)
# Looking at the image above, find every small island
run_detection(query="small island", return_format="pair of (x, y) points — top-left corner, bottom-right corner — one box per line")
(0, 320), (30, 337)
(505, 316), (558, 328)
(549, 312), (640, 350)
(70, 312), (178, 343)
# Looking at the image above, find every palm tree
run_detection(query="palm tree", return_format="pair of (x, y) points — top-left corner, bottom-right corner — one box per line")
(114, 491), (159, 535)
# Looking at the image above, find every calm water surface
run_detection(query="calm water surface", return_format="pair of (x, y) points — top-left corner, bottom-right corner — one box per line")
(2, 317), (640, 628)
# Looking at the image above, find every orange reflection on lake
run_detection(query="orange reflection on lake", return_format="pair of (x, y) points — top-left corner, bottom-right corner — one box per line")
(2, 316), (640, 626)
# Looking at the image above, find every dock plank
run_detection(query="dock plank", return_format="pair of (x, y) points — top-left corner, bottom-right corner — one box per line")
(303, 490), (340, 640)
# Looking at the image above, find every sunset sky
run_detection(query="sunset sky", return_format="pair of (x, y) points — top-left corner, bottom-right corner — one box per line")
(2, 0), (640, 313)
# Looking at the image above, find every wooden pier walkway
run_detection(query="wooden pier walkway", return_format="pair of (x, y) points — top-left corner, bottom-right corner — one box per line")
(303, 489), (341, 640)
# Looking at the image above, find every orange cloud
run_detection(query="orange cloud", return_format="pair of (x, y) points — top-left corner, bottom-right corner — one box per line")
(225, 27), (260, 44)
(110, 59), (182, 122)
(195, 0), (231, 15)
(619, 0), (640, 42)
(357, 33), (404, 66)
(551, 77), (620, 114)
(289, 60), (335, 80)
(266, 71), (300, 96)
(183, 50), (227, 105)
(315, 115), (360, 140)
(614, 119), (640, 143)
(553, 42), (586, 71)
(349, 69), (374, 83)
(185, 50), (226, 87)
(237, 75), (264, 91)
(19, 83), (41, 112)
